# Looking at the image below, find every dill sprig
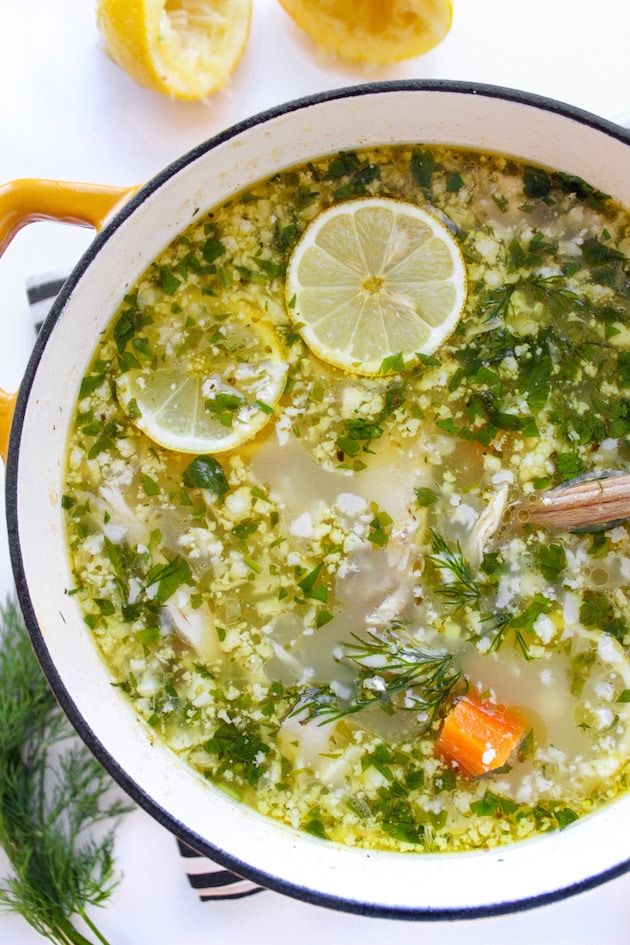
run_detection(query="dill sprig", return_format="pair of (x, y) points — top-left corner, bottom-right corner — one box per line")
(0, 598), (133, 945)
(479, 274), (585, 323)
(427, 532), (534, 658)
(484, 613), (532, 660)
(293, 625), (462, 726)
(426, 529), (488, 611)
(523, 274), (585, 317)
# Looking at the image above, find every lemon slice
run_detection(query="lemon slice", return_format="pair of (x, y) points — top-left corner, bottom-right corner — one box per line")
(285, 197), (467, 376)
(96, 0), (251, 100)
(116, 306), (288, 453)
(277, 0), (452, 64)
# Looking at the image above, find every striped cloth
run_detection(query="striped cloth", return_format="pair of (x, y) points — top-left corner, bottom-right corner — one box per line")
(176, 840), (263, 900)
(26, 271), (69, 334)
(26, 271), (265, 902)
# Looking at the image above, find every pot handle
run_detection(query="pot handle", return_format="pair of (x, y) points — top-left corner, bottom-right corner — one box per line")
(0, 177), (138, 464)
(0, 390), (14, 466)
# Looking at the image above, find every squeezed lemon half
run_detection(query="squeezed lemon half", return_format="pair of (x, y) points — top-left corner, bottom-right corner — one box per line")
(116, 303), (288, 453)
(277, 0), (452, 64)
(96, 0), (252, 100)
(285, 197), (467, 376)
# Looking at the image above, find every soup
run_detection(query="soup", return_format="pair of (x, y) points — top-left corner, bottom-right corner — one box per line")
(63, 144), (630, 853)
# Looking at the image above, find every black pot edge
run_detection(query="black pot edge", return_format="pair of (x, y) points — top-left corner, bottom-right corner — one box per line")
(6, 78), (630, 920)
(81, 78), (630, 268)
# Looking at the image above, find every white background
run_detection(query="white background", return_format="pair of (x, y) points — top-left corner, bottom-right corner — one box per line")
(1, 1), (630, 942)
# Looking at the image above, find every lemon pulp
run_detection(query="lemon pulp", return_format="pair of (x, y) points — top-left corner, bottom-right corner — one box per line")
(97, 0), (251, 100)
(277, 0), (452, 64)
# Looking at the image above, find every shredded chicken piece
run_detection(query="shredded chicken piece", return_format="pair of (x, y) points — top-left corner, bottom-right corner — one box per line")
(468, 483), (509, 566)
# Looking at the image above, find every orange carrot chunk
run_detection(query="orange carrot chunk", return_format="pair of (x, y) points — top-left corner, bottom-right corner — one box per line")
(436, 694), (528, 778)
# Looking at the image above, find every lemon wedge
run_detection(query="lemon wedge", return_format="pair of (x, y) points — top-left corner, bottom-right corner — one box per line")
(96, 0), (251, 100)
(116, 304), (288, 453)
(277, 0), (452, 64)
(285, 197), (467, 376)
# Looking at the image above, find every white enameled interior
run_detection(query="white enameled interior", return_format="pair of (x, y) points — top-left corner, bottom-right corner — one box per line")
(13, 87), (630, 915)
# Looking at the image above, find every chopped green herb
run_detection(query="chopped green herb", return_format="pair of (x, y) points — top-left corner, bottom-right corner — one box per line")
(183, 455), (229, 495)
(415, 487), (438, 507)
(297, 562), (328, 603)
(146, 555), (191, 603)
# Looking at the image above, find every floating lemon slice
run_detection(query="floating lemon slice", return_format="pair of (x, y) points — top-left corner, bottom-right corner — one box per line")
(96, 0), (251, 100)
(116, 306), (288, 453)
(277, 0), (452, 64)
(285, 197), (467, 376)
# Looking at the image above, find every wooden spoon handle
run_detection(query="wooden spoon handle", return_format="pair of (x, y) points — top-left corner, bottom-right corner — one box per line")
(525, 473), (630, 531)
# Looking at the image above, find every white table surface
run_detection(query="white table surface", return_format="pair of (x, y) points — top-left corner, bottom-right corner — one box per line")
(1, 1), (630, 942)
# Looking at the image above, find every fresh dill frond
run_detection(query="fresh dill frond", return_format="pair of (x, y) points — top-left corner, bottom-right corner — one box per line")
(523, 274), (585, 317)
(478, 274), (585, 324)
(427, 532), (534, 659)
(478, 280), (518, 322)
(0, 598), (133, 945)
(478, 595), (553, 661)
(292, 625), (462, 726)
(480, 612), (531, 660)
(426, 529), (488, 611)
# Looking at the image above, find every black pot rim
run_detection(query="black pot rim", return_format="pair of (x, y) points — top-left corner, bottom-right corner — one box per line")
(6, 78), (630, 920)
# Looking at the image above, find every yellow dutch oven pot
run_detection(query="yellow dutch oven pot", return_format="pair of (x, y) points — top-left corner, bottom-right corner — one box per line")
(1, 81), (630, 920)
